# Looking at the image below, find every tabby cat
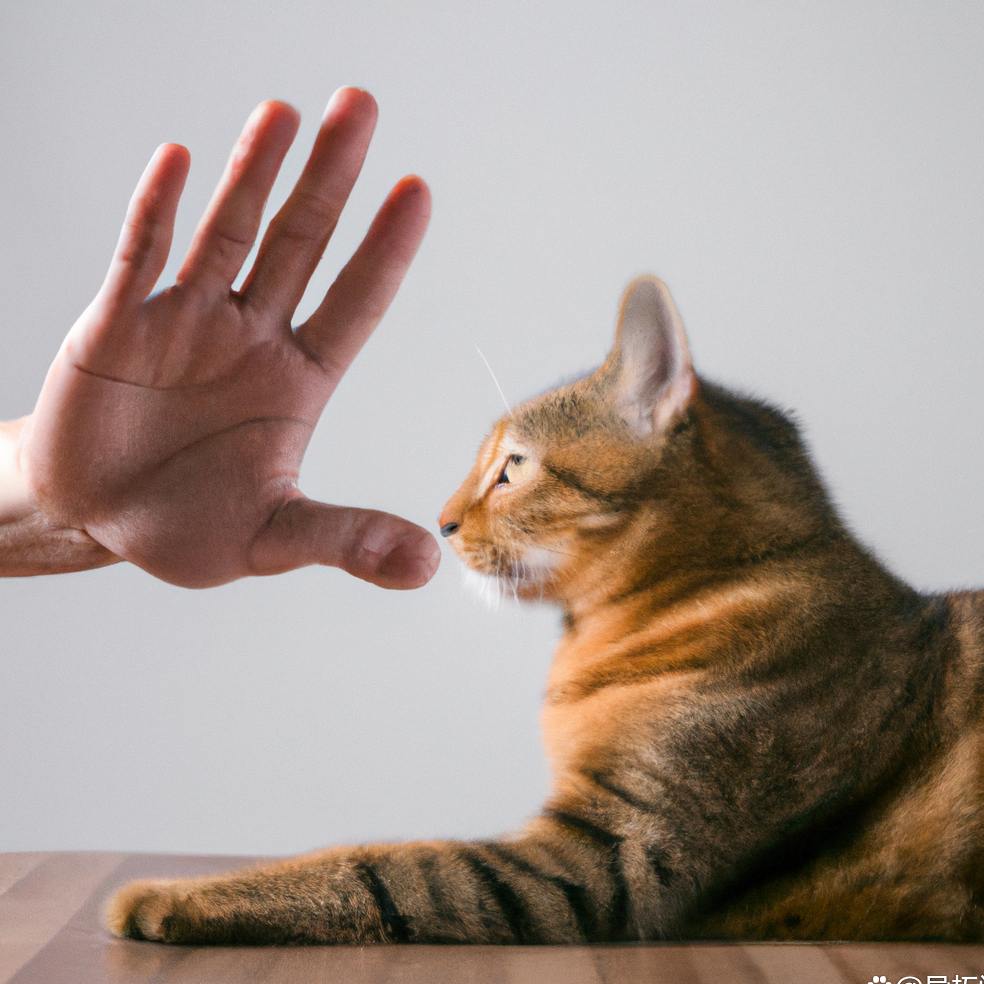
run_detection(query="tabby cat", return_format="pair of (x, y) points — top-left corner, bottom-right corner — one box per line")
(107, 276), (984, 944)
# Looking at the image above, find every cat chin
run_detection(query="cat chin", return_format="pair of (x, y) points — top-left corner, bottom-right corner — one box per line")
(462, 567), (546, 608)
(462, 568), (519, 609)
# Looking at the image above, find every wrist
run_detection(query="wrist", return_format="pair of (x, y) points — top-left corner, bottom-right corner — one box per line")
(0, 417), (37, 524)
(0, 417), (34, 523)
(0, 415), (119, 576)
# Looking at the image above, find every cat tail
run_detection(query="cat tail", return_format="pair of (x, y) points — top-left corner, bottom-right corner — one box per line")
(105, 814), (636, 945)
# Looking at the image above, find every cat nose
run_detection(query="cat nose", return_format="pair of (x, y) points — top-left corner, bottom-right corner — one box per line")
(440, 522), (460, 537)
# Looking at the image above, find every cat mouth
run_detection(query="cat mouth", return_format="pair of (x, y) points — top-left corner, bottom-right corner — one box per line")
(469, 546), (558, 584)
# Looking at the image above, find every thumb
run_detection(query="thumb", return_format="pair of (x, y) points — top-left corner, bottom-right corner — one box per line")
(251, 497), (441, 589)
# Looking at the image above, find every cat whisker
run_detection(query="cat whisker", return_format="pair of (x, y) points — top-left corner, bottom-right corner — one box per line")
(462, 567), (504, 609)
(475, 344), (513, 418)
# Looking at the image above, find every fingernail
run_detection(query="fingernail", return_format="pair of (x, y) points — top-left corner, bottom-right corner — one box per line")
(322, 86), (376, 122)
(322, 88), (344, 120)
(323, 86), (361, 120)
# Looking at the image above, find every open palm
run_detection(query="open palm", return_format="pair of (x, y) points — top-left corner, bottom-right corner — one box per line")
(20, 90), (438, 588)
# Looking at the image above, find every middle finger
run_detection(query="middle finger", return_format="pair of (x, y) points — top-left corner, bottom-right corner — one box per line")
(239, 87), (378, 321)
(177, 101), (300, 291)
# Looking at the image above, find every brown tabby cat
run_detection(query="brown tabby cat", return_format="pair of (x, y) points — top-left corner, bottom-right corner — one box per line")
(107, 276), (984, 944)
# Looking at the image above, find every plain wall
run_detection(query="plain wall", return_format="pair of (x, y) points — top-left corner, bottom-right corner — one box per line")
(1, 1), (982, 854)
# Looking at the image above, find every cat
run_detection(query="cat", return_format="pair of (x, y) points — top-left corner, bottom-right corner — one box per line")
(106, 275), (984, 944)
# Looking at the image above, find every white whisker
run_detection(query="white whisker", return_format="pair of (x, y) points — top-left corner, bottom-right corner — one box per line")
(475, 345), (513, 417)
(463, 568), (506, 609)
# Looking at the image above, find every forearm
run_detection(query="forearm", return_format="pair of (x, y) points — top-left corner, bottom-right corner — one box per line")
(0, 416), (119, 576)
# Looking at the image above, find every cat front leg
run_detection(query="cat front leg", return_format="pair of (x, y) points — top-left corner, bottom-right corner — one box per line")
(106, 819), (629, 945)
(105, 854), (395, 945)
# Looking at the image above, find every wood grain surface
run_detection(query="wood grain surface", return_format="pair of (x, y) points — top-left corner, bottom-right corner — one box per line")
(2, 852), (983, 983)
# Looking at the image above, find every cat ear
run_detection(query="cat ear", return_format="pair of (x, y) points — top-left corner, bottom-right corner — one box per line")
(608, 275), (696, 437)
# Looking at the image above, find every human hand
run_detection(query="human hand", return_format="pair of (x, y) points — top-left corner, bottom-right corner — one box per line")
(17, 89), (439, 588)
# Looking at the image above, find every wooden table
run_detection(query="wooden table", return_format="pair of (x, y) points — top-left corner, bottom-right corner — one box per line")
(3, 852), (983, 983)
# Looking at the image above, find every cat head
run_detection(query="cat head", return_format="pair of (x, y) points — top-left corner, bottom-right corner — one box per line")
(439, 276), (834, 610)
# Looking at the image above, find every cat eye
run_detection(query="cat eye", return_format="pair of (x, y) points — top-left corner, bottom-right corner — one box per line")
(496, 454), (530, 487)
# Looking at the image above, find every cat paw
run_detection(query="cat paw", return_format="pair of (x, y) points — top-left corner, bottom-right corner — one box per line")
(105, 879), (189, 942)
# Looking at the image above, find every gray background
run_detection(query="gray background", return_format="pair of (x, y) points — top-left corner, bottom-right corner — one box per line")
(1, 1), (981, 854)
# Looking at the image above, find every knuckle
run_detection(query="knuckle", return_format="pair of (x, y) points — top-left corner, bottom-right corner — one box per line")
(273, 188), (340, 243)
(118, 215), (159, 271)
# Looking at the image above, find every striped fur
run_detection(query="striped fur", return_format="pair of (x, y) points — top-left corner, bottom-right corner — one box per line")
(106, 276), (984, 944)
